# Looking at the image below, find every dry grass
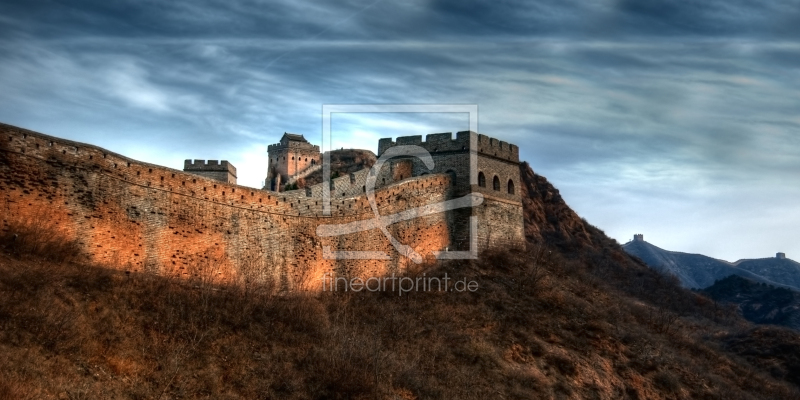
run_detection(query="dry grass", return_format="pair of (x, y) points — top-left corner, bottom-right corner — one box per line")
(1, 240), (799, 399)
(0, 210), (83, 264)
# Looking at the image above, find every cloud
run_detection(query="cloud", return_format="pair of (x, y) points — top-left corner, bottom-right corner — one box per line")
(0, 0), (798, 260)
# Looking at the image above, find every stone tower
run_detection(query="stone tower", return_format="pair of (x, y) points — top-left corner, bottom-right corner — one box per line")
(777, 252), (786, 259)
(376, 131), (525, 252)
(266, 133), (320, 191)
(183, 159), (237, 184)
(634, 234), (644, 242)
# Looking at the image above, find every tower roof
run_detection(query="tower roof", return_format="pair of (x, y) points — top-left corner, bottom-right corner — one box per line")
(281, 132), (308, 143)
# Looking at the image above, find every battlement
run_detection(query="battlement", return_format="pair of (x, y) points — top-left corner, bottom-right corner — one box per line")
(184, 159), (236, 173)
(634, 234), (644, 242)
(378, 131), (519, 163)
(183, 159), (237, 184)
(477, 134), (519, 162)
(777, 252), (786, 259)
(267, 142), (320, 152)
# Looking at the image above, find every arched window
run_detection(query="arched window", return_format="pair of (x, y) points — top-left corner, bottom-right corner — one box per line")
(311, 159), (316, 165)
(493, 175), (500, 191)
(478, 171), (486, 187)
(507, 179), (515, 194)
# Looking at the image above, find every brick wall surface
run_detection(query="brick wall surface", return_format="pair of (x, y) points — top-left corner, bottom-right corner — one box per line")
(0, 123), (526, 290)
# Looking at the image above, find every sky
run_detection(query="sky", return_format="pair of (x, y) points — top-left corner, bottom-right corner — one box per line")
(1, 0), (798, 262)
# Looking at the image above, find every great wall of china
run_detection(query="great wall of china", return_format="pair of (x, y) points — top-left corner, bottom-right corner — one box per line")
(0, 122), (525, 289)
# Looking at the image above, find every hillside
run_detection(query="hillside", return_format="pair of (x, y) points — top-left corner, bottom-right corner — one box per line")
(702, 275), (800, 331)
(734, 257), (800, 290)
(622, 238), (794, 290)
(1, 162), (800, 399)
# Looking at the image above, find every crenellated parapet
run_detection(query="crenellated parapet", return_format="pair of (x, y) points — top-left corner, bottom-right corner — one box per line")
(378, 131), (519, 163)
(184, 159), (236, 173)
(476, 134), (519, 163)
(183, 159), (237, 184)
(267, 141), (320, 152)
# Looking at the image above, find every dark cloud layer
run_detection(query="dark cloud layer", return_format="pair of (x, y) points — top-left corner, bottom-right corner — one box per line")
(0, 0), (798, 260)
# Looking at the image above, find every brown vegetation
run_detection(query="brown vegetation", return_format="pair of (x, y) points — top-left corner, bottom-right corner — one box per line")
(1, 161), (800, 399)
(1, 229), (800, 398)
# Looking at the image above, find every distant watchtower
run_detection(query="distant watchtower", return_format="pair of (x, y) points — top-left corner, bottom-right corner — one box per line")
(633, 234), (644, 242)
(777, 252), (786, 259)
(183, 160), (237, 184)
(266, 133), (320, 191)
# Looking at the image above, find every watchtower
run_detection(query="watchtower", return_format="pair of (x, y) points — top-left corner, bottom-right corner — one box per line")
(634, 234), (644, 242)
(266, 133), (320, 191)
(183, 160), (237, 184)
(777, 252), (786, 259)
(376, 131), (524, 252)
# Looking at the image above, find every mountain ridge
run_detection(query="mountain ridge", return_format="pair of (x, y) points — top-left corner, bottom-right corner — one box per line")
(622, 237), (800, 291)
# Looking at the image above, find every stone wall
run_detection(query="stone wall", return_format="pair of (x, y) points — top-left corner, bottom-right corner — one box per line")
(0, 124), (456, 289)
(0, 123), (526, 289)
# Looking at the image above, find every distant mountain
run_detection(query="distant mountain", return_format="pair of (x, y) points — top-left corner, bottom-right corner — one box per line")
(622, 237), (797, 290)
(702, 275), (800, 331)
(734, 257), (800, 291)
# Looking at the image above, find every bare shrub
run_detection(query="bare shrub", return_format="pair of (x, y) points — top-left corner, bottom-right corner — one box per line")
(0, 210), (82, 263)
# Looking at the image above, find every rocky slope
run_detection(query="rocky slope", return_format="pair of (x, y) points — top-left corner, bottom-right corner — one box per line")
(518, 161), (596, 251)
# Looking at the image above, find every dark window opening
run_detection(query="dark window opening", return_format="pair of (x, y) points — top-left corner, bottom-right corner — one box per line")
(478, 171), (486, 187)
(446, 170), (457, 186)
(493, 175), (500, 191)
(507, 179), (515, 194)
